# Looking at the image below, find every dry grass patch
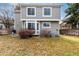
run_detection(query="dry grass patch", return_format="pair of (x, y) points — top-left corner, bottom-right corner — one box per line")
(0, 35), (79, 55)
(61, 35), (79, 42)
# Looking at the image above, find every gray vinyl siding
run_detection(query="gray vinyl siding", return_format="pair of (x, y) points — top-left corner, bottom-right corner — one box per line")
(51, 21), (60, 35)
(14, 3), (61, 35)
(40, 21), (60, 36)
(21, 6), (60, 19)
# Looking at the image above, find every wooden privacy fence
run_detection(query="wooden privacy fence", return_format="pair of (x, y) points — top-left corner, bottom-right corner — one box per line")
(0, 29), (11, 35)
(60, 29), (79, 36)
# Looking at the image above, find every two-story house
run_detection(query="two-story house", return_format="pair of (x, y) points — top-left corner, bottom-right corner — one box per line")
(14, 3), (61, 36)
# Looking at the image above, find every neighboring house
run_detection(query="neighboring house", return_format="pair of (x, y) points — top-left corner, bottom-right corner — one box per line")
(76, 21), (79, 29)
(14, 3), (61, 36)
(62, 17), (79, 29)
(0, 21), (5, 30)
(60, 22), (72, 29)
(0, 17), (14, 35)
(60, 21), (79, 35)
(0, 17), (6, 30)
(0, 18), (7, 35)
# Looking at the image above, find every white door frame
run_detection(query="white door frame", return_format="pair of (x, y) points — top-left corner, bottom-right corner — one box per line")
(36, 22), (40, 35)
(35, 21), (40, 35)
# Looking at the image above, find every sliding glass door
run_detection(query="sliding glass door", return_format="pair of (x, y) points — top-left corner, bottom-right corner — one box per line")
(22, 21), (40, 35)
(28, 23), (35, 30)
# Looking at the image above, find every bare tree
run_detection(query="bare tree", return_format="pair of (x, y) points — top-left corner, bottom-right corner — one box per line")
(0, 8), (14, 29)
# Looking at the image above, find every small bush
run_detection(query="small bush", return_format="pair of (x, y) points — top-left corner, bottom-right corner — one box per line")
(19, 29), (35, 39)
(40, 29), (51, 37)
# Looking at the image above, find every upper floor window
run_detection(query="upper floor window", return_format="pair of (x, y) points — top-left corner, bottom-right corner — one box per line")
(42, 7), (52, 17)
(27, 7), (36, 17)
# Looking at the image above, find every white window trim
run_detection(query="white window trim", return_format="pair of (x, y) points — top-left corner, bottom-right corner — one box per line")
(42, 22), (51, 28)
(26, 7), (36, 17)
(42, 7), (52, 17)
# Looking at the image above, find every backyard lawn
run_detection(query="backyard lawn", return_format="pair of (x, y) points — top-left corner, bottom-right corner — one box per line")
(0, 35), (79, 56)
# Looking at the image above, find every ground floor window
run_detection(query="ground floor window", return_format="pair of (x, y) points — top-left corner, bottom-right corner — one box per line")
(42, 22), (51, 28)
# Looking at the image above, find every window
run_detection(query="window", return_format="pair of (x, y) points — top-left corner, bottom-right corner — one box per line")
(28, 23), (35, 30)
(27, 7), (36, 17)
(43, 7), (52, 17)
(42, 22), (51, 28)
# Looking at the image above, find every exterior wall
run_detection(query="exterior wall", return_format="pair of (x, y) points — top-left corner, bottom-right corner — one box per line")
(14, 3), (61, 35)
(0, 23), (5, 29)
(51, 21), (60, 36)
(14, 12), (22, 33)
(21, 6), (60, 19)
(76, 22), (79, 29)
(40, 21), (60, 36)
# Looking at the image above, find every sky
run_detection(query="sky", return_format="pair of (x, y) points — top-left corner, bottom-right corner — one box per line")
(61, 3), (68, 19)
(0, 3), (14, 17)
(0, 3), (68, 19)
